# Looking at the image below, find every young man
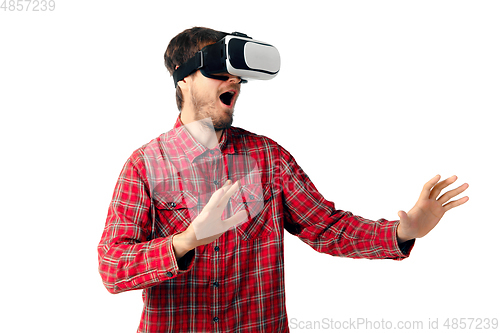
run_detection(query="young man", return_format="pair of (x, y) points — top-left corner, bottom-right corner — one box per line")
(98, 27), (469, 333)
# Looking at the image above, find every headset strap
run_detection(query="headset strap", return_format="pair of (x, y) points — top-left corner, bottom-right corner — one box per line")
(172, 51), (203, 87)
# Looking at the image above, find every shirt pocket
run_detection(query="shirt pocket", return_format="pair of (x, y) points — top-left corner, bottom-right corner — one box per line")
(153, 190), (199, 236)
(231, 183), (273, 241)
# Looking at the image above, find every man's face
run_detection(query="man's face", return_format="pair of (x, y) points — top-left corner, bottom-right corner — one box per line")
(188, 71), (241, 131)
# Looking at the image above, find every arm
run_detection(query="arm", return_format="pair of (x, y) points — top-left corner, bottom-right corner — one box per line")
(98, 158), (247, 294)
(279, 148), (468, 258)
(279, 147), (412, 260)
(97, 158), (193, 294)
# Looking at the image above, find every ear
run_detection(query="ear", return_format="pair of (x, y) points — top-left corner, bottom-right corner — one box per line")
(177, 77), (189, 92)
(174, 66), (187, 90)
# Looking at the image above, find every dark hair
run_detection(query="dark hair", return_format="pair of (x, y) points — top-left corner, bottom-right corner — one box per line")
(164, 27), (227, 111)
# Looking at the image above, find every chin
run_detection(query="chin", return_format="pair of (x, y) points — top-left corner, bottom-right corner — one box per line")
(212, 113), (233, 131)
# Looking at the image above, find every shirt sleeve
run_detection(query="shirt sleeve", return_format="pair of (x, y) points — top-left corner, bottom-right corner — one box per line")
(278, 146), (414, 260)
(97, 156), (195, 294)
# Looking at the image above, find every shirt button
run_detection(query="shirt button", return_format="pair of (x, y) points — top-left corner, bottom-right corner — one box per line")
(214, 246), (219, 252)
(167, 272), (173, 277)
(209, 150), (215, 155)
(213, 180), (220, 186)
(213, 281), (219, 288)
(213, 317), (219, 323)
(169, 202), (176, 208)
(249, 195), (255, 200)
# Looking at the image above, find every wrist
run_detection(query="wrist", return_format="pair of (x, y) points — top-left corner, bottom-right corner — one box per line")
(172, 231), (195, 260)
(396, 223), (412, 244)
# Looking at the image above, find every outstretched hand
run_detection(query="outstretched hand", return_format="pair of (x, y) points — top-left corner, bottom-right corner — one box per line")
(397, 175), (469, 243)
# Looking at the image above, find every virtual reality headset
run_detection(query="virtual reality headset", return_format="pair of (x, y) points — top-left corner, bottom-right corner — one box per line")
(173, 32), (280, 87)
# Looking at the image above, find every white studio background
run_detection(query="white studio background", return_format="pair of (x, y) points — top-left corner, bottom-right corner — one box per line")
(1, 1), (498, 332)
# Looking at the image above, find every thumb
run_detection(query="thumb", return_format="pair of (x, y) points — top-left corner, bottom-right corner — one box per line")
(396, 210), (413, 243)
(223, 210), (249, 229)
(398, 210), (409, 223)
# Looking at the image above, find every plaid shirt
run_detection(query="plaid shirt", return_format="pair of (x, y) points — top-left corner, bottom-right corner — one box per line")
(98, 117), (414, 333)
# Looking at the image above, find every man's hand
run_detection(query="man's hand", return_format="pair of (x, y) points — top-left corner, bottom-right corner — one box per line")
(172, 180), (248, 259)
(397, 175), (469, 243)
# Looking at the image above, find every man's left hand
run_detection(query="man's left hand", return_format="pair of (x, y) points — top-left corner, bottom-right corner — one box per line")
(397, 175), (469, 243)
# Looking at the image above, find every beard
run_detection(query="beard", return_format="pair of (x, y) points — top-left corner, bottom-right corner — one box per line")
(189, 86), (237, 131)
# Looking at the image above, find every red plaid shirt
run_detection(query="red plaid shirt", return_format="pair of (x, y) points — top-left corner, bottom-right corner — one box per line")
(98, 117), (414, 333)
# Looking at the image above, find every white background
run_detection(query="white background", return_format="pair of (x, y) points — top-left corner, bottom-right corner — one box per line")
(1, 1), (499, 332)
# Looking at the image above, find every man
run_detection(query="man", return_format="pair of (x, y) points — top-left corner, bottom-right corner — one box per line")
(98, 27), (469, 333)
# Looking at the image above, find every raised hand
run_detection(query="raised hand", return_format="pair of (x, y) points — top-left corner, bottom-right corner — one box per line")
(397, 175), (469, 243)
(191, 180), (248, 241)
(172, 180), (248, 259)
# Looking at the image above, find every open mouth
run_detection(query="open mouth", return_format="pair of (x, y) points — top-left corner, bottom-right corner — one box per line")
(219, 91), (236, 107)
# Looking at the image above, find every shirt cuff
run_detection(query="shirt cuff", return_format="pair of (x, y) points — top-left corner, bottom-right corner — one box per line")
(156, 234), (196, 280)
(378, 220), (415, 260)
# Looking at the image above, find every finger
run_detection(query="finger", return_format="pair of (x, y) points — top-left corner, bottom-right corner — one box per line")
(419, 175), (441, 201)
(204, 180), (233, 210)
(223, 210), (249, 228)
(221, 179), (232, 190)
(429, 175), (458, 200)
(438, 183), (469, 204)
(218, 180), (241, 208)
(443, 196), (469, 212)
(204, 187), (227, 210)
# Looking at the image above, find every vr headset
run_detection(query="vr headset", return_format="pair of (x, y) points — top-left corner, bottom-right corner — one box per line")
(173, 32), (280, 87)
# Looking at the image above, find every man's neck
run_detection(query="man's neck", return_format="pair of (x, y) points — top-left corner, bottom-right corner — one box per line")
(180, 113), (222, 148)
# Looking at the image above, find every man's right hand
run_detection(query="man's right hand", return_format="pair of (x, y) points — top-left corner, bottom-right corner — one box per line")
(172, 180), (248, 259)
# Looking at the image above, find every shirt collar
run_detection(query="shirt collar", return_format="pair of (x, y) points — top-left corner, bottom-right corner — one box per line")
(172, 116), (235, 163)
